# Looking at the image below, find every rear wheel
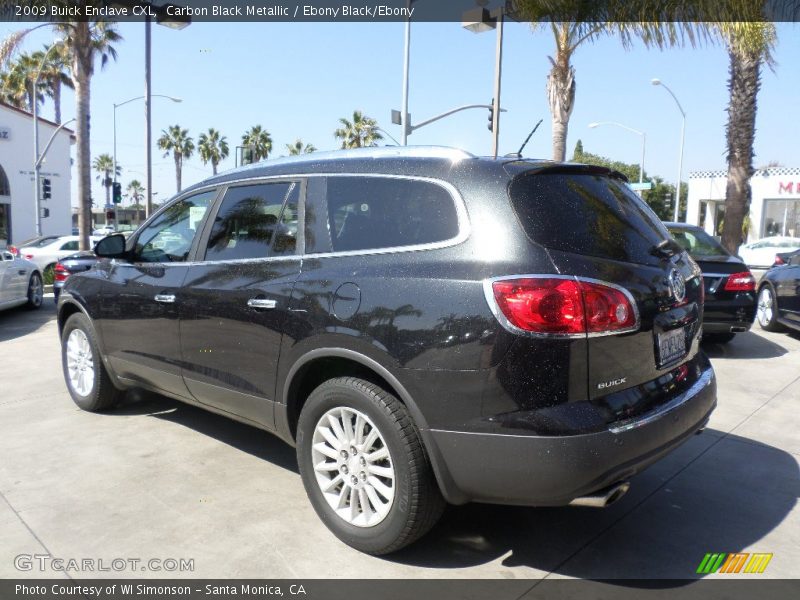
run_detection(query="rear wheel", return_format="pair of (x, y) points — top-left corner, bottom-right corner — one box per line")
(61, 313), (123, 411)
(297, 377), (444, 555)
(25, 272), (43, 309)
(756, 286), (783, 332)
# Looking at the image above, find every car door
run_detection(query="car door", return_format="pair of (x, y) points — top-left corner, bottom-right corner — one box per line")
(777, 253), (800, 325)
(98, 189), (217, 398)
(179, 180), (303, 429)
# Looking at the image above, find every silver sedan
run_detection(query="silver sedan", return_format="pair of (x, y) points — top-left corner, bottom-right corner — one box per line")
(0, 249), (43, 311)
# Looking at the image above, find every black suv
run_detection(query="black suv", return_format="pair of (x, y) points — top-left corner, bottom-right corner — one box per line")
(57, 147), (716, 554)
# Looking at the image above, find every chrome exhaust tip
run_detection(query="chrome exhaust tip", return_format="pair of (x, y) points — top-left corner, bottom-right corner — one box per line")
(569, 481), (630, 508)
(730, 326), (747, 333)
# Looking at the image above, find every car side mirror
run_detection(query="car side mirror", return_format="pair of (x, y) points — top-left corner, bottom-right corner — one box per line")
(94, 234), (127, 258)
(1, 251), (14, 261)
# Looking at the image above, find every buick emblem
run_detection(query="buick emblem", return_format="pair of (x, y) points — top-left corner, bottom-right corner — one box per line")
(669, 269), (686, 303)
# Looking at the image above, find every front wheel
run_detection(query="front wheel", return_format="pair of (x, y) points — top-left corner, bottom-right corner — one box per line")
(26, 272), (43, 309)
(756, 286), (783, 332)
(61, 313), (123, 411)
(297, 377), (444, 555)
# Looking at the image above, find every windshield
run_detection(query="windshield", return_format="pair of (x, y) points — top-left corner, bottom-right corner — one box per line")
(667, 226), (729, 257)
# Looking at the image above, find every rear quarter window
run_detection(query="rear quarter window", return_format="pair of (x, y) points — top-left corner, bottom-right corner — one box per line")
(325, 176), (459, 253)
(509, 171), (671, 266)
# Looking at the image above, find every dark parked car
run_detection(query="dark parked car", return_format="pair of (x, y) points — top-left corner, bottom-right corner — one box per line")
(665, 223), (757, 344)
(756, 249), (800, 334)
(773, 248), (799, 268)
(57, 147), (716, 554)
(53, 252), (98, 301)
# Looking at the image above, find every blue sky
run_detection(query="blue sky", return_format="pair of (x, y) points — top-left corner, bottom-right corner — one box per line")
(3, 20), (799, 205)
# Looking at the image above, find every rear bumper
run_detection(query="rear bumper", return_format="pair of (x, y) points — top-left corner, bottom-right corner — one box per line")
(427, 364), (716, 506)
(703, 295), (756, 333)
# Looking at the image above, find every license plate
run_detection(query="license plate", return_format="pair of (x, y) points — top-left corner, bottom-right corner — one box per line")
(657, 327), (687, 366)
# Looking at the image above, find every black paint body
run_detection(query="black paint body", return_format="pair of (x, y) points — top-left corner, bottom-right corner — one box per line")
(58, 151), (716, 506)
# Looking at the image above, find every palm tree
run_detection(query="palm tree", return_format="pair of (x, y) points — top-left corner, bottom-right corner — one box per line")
(32, 44), (73, 124)
(241, 125), (272, 162)
(1, 53), (45, 112)
(285, 139), (317, 155)
(197, 128), (229, 175)
(334, 111), (383, 149)
(717, 22), (776, 254)
(1, 15), (121, 250)
(93, 153), (120, 207)
(158, 124), (194, 193)
(511, 2), (707, 161)
(126, 179), (144, 207)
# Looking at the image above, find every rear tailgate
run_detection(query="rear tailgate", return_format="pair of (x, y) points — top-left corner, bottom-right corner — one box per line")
(508, 167), (704, 420)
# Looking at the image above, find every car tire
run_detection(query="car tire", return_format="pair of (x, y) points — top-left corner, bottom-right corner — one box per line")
(756, 285), (783, 332)
(703, 332), (735, 344)
(297, 377), (445, 555)
(25, 272), (43, 310)
(61, 313), (123, 411)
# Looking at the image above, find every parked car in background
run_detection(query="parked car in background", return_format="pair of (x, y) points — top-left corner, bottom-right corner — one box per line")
(18, 235), (102, 280)
(773, 248), (800, 268)
(756, 249), (800, 334)
(92, 226), (116, 236)
(0, 248), (43, 311)
(58, 147), (716, 555)
(7, 235), (61, 258)
(738, 236), (800, 269)
(53, 252), (99, 301)
(666, 223), (756, 344)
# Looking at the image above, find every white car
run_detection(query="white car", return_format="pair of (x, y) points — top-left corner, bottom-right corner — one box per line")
(18, 235), (102, 276)
(92, 226), (115, 236)
(738, 236), (800, 269)
(0, 249), (43, 311)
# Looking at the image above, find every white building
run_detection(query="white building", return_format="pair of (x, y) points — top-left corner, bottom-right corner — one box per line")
(687, 167), (800, 242)
(0, 102), (74, 248)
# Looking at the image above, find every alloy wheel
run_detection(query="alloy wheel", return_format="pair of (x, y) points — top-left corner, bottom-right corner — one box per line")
(311, 406), (395, 528)
(66, 329), (94, 396)
(757, 288), (773, 327)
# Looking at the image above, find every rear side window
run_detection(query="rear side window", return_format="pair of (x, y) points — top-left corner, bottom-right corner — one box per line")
(667, 227), (728, 257)
(60, 241), (79, 251)
(509, 171), (671, 266)
(204, 182), (298, 261)
(326, 176), (459, 252)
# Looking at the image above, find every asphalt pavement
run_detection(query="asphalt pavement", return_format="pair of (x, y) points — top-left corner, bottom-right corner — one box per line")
(0, 299), (798, 581)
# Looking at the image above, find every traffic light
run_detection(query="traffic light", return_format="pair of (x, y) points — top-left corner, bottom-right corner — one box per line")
(40, 208), (50, 218)
(487, 99), (494, 132)
(663, 192), (673, 211)
(112, 182), (122, 204)
(106, 210), (115, 221)
(42, 178), (52, 200)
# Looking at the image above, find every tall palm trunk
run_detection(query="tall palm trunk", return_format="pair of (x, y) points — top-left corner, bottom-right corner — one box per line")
(73, 22), (93, 251)
(104, 169), (111, 206)
(721, 47), (760, 254)
(547, 50), (575, 162)
(52, 79), (61, 124)
(212, 160), (217, 176)
(174, 152), (182, 192)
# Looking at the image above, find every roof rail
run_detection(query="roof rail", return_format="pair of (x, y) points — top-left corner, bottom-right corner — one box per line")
(223, 145), (476, 175)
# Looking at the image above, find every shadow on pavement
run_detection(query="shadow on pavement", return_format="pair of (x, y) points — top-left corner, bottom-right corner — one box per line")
(701, 331), (788, 359)
(0, 301), (57, 343)
(387, 430), (798, 583)
(113, 390), (299, 474)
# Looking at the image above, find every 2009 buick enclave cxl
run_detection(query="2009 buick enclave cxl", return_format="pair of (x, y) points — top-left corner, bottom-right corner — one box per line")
(57, 146), (716, 554)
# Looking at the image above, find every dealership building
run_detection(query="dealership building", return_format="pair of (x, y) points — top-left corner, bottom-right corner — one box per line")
(687, 167), (800, 242)
(0, 102), (73, 248)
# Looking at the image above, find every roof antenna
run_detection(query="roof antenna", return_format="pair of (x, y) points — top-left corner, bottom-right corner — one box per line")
(507, 119), (543, 158)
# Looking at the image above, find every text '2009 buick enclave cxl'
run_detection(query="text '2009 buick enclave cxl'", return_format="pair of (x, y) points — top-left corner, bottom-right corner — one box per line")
(57, 147), (716, 554)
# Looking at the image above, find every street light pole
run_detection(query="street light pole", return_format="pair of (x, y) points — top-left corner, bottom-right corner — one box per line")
(401, 3), (411, 146)
(491, 6), (504, 158)
(145, 14), (152, 219)
(32, 41), (64, 236)
(588, 121), (646, 184)
(652, 78), (686, 222)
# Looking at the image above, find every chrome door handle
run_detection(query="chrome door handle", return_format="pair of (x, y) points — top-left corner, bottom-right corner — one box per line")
(154, 294), (176, 303)
(247, 298), (277, 310)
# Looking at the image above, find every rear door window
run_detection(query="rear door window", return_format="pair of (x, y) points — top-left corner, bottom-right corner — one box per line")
(509, 171), (671, 266)
(325, 176), (459, 253)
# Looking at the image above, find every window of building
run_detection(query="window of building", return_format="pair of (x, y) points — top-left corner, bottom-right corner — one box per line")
(762, 199), (800, 238)
(0, 165), (10, 197)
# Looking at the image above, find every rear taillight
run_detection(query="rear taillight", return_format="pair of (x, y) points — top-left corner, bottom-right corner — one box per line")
(23, 253), (33, 260)
(724, 271), (756, 292)
(54, 263), (69, 282)
(488, 277), (638, 336)
(774, 254), (785, 265)
(8, 245), (18, 256)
